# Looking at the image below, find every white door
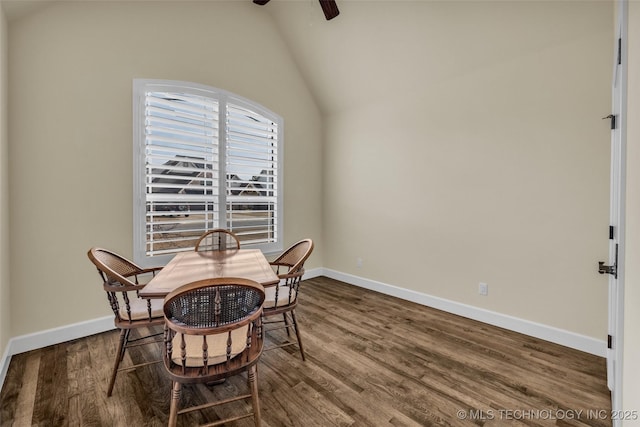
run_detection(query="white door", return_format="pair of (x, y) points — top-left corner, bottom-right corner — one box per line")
(602, 1), (626, 419)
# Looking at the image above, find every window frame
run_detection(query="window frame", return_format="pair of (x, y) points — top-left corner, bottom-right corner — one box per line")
(133, 79), (283, 267)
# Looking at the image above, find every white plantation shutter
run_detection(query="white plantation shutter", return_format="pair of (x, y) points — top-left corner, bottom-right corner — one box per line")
(133, 80), (282, 265)
(144, 91), (219, 256)
(226, 102), (278, 245)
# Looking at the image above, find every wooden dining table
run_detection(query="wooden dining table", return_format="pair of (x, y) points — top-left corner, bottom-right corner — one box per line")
(139, 248), (280, 299)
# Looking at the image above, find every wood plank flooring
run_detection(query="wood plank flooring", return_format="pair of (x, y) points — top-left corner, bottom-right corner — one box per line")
(0, 276), (611, 426)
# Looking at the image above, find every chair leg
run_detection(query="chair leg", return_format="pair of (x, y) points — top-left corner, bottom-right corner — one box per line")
(282, 313), (291, 337)
(168, 381), (182, 427)
(107, 329), (127, 397)
(248, 365), (261, 427)
(119, 329), (131, 361)
(290, 311), (306, 361)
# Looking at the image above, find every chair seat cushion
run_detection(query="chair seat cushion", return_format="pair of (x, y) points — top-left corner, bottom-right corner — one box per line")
(264, 284), (297, 309)
(171, 325), (249, 367)
(118, 295), (164, 321)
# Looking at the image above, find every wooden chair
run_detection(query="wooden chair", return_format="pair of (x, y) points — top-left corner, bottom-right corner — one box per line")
(163, 277), (265, 427)
(87, 247), (165, 396)
(263, 239), (314, 360)
(194, 229), (241, 252)
(263, 269), (307, 360)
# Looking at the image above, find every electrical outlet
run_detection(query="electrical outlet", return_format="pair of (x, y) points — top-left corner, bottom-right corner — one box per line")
(479, 282), (488, 296)
(356, 257), (363, 268)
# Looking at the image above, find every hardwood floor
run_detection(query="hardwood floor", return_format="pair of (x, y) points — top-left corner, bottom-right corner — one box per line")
(0, 276), (611, 426)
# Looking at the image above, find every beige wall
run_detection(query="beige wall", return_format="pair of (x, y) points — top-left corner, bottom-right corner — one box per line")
(7, 1), (323, 336)
(323, 1), (613, 339)
(624, 0), (640, 420)
(0, 3), (8, 359)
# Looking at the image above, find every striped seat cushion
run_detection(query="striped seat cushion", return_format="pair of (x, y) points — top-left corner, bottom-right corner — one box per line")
(117, 295), (164, 321)
(264, 284), (297, 309)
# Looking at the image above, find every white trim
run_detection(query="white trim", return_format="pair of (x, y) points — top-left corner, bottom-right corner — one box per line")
(609, 1), (628, 420)
(322, 268), (607, 357)
(0, 343), (10, 391)
(0, 316), (114, 388)
(9, 316), (114, 355)
(132, 79), (284, 268)
(302, 267), (324, 280)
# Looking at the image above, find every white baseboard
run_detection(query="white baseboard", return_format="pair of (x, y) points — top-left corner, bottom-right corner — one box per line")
(0, 344), (10, 392)
(321, 268), (607, 357)
(303, 267), (324, 280)
(0, 269), (607, 391)
(0, 316), (114, 388)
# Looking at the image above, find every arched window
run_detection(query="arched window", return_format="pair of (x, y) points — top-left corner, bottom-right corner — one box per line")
(133, 80), (282, 265)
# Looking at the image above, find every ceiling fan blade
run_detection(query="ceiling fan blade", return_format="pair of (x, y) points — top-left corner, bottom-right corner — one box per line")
(319, 0), (339, 20)
(253, 0), (270, 5)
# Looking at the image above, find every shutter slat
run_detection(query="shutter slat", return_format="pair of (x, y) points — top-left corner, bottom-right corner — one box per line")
(149, 91), (219, 110)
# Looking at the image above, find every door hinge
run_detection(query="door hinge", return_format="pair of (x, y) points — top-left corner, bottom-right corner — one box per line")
(609, 225), (615, 240)
(608, 334), (613, 349)
(618, 37), (622, 65)
(603, 114), (616, 130)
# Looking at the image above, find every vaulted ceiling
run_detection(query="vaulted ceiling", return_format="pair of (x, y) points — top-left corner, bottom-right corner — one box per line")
(253, 0), (608, 114)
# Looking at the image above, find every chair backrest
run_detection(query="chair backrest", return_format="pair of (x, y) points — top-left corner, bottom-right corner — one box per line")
(271, 239), (314, 275)
(163, 277), (265, 377)
(87, 247), (163, 325)
(194, 229), (241, 252)
(87, 247), (142, 288)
